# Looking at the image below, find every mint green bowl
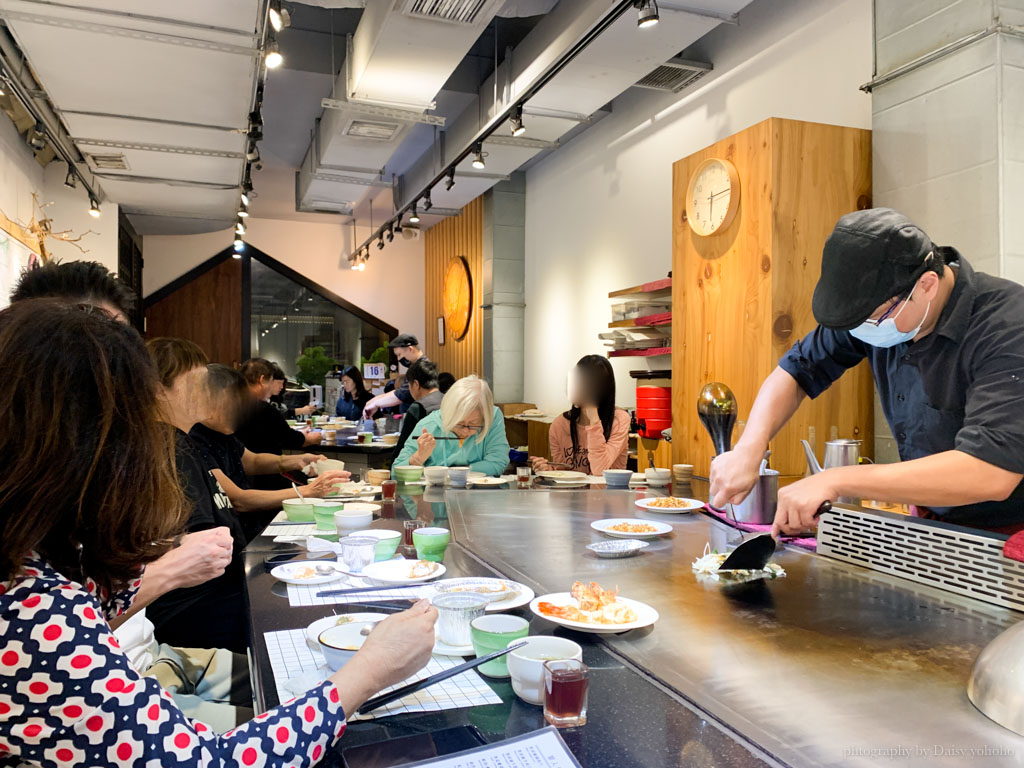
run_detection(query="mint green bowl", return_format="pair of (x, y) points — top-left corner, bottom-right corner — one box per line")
(282, 498), (317, 522)
(393, 465), (424, 483)
(313, 500), (344, 530)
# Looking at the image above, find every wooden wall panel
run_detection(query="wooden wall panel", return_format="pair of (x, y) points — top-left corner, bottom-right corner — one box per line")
(671, 118), (873, 479)
(423, 196), (483, 379)
(145, 257), (242, 365)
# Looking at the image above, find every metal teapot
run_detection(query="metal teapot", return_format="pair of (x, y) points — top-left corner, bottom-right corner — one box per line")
(801, 438), (867, 505)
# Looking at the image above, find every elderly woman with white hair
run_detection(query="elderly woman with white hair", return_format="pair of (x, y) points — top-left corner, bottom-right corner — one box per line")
(393, 375), (511, 477)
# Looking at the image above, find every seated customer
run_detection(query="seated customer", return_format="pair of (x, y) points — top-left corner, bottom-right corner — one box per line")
(438, 371), (456, 394)
(531, 355), (630, 475)
(236, 358), (320, 492)
(0, 299), (437, 766)
(393, 358), (443, 458)
(394, 375), (511, 477)
(191, 365), (348, 540)
(335, 364), (372, 420)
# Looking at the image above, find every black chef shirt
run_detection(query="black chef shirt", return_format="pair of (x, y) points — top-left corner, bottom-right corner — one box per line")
(779, 252), (1024, 528)
(235, 401), (305, 491)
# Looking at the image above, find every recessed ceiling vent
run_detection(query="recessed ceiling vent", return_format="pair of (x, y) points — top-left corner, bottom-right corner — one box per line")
(345, 119), (402, 141)
(401, 0), (495, 25)
(634, 57), (712, 93)
(85, 152), (129, 171)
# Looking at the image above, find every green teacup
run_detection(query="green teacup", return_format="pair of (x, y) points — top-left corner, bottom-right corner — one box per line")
(470, 615), (529, 678)
(313, 500), (343, 531)
(412, 527), (450, 562)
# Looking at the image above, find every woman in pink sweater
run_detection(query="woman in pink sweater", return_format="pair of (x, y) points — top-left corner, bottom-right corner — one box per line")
(531, 355), (631, 476)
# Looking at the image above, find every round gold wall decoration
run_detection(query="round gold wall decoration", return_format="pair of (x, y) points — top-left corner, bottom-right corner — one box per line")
(442, 255), (472, 341)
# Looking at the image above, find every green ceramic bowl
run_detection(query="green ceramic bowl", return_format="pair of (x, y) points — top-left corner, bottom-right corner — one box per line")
(412, 526), (450, 563)
(470, 615), (529, 678)
(349, 529), (402, 561)
(282, 498), (317, 522)
(393, 465), (425, 483)
(313, 500), (344, 531)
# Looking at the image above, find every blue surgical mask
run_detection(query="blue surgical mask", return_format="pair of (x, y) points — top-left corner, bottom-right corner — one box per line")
(850, 281), (930, 348)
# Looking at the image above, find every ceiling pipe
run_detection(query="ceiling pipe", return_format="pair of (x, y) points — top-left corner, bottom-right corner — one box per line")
(351, 0), (638, 259)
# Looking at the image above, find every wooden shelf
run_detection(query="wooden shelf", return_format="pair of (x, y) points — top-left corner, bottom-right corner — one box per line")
(608, 311), (672, 329)
(608, 277), (671, 298)
(608, 347), (671, 358)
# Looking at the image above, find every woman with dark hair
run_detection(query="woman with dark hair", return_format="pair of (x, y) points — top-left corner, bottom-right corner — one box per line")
(335, 364), (372, 420)
(531, 354), (630, 475)
(0, 300), (436, 766)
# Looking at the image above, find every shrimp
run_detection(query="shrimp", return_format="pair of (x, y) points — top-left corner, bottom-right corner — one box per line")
(537, 602), (586, 622)
(571, 581), (619, 612)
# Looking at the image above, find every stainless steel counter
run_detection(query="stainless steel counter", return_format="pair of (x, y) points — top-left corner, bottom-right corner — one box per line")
(446, 489), (1024, 768)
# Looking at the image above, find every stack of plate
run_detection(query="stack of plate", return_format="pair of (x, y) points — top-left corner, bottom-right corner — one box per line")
(672, 464), (694, 484)
(536, 470), (589, 489)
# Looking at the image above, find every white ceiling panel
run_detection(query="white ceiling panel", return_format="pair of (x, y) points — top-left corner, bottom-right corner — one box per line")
(4, 23), (256, 125)
(64, 114), (247, 154)
(49, 0), (262, 34)
(97, 178), (238, 218)
(76, 142), (242, 185)
(127, 213), (235, 236)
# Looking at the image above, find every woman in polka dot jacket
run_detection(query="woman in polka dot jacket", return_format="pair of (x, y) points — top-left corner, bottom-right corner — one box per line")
(0, 300), (437, 767)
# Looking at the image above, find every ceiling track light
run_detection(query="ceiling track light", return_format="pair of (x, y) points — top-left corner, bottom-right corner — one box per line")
(269, 0), (291, 32)
(408, 205), (421, 224)
(265, 39), (283, 69)
(394, 222), (403, 234)
(88, 197), (101, 218)
(386, 226), (394, 243)
(423, 191), (432, 212)
(238, 203), (249, 218)
(510, 104), (526, 137)
(233, 236), (244, 249)
(64, 169), (77, 189)
(471, 145), (487, 170)
(246, 143), (260, 163)
(236, 221), (246, 235)
(241, 191), (250, 207)
(28, 121), (45, 151)
(377, 237), (385, 250)
(444, 168), (456, 191)
(635, 0), (659, 29)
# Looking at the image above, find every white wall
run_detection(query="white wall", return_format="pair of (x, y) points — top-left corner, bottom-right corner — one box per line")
(523, 0), (873, 414)
(143, 217), (426, 343)
(0, 115), (119, 275)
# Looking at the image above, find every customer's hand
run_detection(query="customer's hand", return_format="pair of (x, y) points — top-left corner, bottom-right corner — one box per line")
(155, 527), (233, 590)
(410, 430), (435, 466)
(529, 456), (552, 473)
(352, 600), (437, 691)
(304, 470), (351, 496)
(304, 431), (323, 447)
(581, 405), (599, 424)
(282, 453), (325, 471)
(295, 404), (316, 416)
(709, 443), (764, 508)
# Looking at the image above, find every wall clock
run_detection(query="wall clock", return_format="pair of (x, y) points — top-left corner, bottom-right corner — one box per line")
(442, 256), (472, 341)
(685, 157), (740, 236)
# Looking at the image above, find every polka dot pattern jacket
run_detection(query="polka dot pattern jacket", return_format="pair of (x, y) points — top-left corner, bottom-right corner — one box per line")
(0, 556), (346, 767)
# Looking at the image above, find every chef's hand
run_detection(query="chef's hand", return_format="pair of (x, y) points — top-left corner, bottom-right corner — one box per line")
(410, 430), (435, 466)
(772, 472), (838, 537)
(529, 456), (552, 472)
(709, 444), (764, 508)
(362, 399), (380, 419)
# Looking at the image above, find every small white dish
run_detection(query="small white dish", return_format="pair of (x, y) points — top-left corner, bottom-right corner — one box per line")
(634, 497), (704, 514)
(305, 613), (388, 649)
(644, 467), (672, 487)
(590, 518), (673, 539)
(361, 558), (447, 585)
(537, 470), (588, 481)
(271, 560), (344, 586)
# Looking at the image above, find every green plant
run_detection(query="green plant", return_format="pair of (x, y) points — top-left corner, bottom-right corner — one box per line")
(360, 345), (388, 368)
(295, 346), (336, 388)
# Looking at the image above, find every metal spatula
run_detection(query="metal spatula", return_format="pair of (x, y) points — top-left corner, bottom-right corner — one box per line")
(718, 501), (831, 571)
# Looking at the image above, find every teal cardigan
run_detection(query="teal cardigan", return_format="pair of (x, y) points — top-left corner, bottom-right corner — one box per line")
(393, 405), (510, 477)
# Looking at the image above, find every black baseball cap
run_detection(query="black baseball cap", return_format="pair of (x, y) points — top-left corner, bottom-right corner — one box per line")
(812, 208), (935, 330)
(388, 332), (419, 348)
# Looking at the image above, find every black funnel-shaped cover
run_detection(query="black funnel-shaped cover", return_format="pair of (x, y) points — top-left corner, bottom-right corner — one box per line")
(697, 382), (737, 457)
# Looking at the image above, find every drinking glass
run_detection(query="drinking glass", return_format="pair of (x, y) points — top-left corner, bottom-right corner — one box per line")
(432, 593), (488, 647)
(516, 466), (532, 487)
(403, 519), (426, 546)
(543, 659), (589, 727)
(339, 537), (376, 574)
(381, 479), (397, 500)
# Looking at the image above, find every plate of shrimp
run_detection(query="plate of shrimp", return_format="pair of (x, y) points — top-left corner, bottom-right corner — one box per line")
(529, 580), (659, 634)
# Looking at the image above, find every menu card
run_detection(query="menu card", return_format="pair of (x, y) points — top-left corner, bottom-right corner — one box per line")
(403, 728), (582, 768)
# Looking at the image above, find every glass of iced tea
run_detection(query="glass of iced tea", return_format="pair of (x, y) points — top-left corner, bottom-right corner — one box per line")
(403, 519), (426, 546)
(543, 659), (589, 727)
(381, 479), (397, 500)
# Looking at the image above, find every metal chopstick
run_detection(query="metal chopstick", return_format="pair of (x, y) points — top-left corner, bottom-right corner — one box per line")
(357, 641), (528, 715)
(316, 583), (429, 597)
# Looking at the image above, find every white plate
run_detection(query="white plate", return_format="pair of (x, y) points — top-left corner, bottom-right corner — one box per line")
(305, 613), (388, 649)
(467, 476), (512, 487)
(271, 561), (344, 585)
(529, 592), (659, 634)
(360, 558), (447, 585)
(432, 628), (475, 657)
(591, 518), (673, 539)
(430, 578), (535, 613)
(537, 470), (587, 481)
(634, 497), (704, 514)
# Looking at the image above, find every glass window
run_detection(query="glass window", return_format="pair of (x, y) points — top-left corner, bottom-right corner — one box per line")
(249, 258), (389, 379)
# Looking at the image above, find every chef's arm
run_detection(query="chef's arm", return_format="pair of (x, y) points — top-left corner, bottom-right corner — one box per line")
(828, 450), (1022, 506)
(710, 367), (807, 506)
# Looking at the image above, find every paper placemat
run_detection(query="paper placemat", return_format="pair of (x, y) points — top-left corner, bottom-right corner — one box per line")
(286, 580), (433, 607)
(264, 629), (501, 720)
(264, 523), (317, 539)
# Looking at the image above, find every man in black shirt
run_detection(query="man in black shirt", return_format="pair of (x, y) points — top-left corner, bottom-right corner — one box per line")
(363, 333), (428, 417)
(393, 358), (443, 459)
(710, 209), (1024, 534)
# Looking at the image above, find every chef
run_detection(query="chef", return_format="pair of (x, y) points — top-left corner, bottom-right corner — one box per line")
(710, 208), (1024, 535)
